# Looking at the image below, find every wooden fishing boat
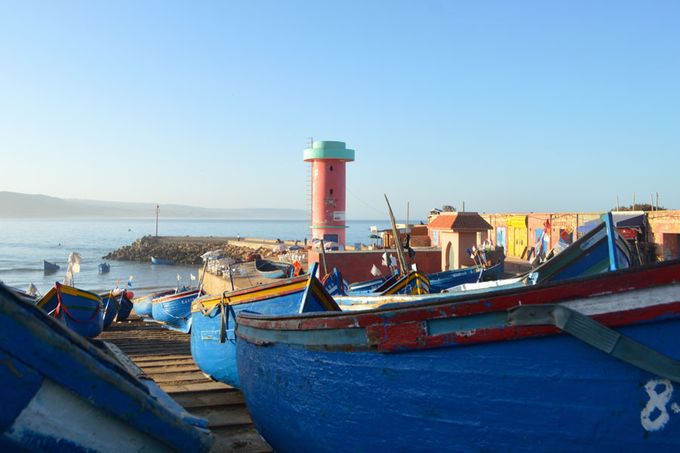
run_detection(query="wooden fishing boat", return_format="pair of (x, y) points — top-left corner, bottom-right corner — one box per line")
(236, 259), (680, 452)
(190, 264), (339, 388)
(116, 291), (134, 321)
(255, 259), (293, 279)
(98, 262), (110, 274)
(336, 215), (631, 310)
(36, 283), (104, 338)
(427, 259), (504, 292)
(151, 288), (204, 333)
(43, 260), (60, 275)
(151, 256), (174, 265)
(0, 283), (213, 451)
(100, 291), (120, 329)
(132, 288), (177, 318)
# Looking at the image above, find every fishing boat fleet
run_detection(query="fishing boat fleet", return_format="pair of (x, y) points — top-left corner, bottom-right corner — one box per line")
(3, 211), (680, 450)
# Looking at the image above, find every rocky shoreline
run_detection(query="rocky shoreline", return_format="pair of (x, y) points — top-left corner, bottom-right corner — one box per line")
(104, 235), (273, 265)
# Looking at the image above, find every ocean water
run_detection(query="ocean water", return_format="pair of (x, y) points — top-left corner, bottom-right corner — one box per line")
(0, 218), (386, 294)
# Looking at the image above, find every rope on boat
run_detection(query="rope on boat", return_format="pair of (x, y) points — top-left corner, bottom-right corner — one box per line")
(55, 282), (101, 324)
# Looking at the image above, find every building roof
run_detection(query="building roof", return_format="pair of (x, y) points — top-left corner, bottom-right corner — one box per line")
(428, 212), (492, 232)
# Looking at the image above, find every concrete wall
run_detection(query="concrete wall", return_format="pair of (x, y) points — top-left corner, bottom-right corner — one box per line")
(648, 211), (680, 260)
(308, 248), (441, 283)
(440, 231), (478, 270)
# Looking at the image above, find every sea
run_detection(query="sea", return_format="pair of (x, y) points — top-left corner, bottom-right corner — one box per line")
(0, 218), (387, 295)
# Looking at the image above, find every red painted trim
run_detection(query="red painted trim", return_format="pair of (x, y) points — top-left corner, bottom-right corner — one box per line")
(238, 261), (680, 333)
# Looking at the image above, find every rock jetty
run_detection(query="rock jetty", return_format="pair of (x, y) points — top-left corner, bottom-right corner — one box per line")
(104, 236), (273, 265)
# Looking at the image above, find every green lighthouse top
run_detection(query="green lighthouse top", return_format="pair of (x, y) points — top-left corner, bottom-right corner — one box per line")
(303, 141), (355, 162)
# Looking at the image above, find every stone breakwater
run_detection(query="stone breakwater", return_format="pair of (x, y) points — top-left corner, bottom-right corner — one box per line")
(104, 235), (273, 265)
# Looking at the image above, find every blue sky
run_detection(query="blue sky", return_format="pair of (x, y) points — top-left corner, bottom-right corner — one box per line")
(1, 1), (678, 220)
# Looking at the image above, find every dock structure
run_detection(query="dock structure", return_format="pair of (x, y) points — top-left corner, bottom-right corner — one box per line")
(99, 317), (271, 452)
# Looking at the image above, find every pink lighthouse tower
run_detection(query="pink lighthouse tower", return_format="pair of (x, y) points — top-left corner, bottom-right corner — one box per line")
(304, 140), (355, 248)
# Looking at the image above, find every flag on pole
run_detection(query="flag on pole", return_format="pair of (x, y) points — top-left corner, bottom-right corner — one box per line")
(190, 274), (196, 281)
(127, 276), (134, 288)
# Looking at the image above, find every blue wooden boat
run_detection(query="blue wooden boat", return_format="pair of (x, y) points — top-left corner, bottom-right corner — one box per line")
(116, 290), (134, 321)
(336, 215), (631, 310)
(100, 290), (120, 328)
(236, 259), (680, 451)
(151, 256), (174, 265)
(427, 258), (504, 292)
(190, 264), (339, 388)
(0, 283), (213, 451)
(98, 262), (110, 274)
(36, 283), (104, 338)
(151, 288), (204, 333)
(43, 260), (60, 275)
(255, 259), (293, 279)
(132, 288), (176, 318)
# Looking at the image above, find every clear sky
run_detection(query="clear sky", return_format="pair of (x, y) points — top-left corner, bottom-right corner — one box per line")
(1, 1), (678, 220)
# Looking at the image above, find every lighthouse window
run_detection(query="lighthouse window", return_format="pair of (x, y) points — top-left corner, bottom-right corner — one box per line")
(329, 165), (334, 171)
(329, 189), (334, 195)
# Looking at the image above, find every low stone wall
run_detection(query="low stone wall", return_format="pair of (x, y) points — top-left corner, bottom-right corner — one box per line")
(104, 235), (273, 265)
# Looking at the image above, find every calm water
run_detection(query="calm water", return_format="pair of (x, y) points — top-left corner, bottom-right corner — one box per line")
(0, 218), (386, 294)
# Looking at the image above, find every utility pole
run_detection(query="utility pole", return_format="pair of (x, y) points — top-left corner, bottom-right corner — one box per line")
(656, 192), (659, 211)
(155, 204), (160, 237)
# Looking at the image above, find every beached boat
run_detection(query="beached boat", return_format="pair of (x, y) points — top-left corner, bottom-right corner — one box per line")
(132, 288), (177, 318)
(43, 260), (60, 275)
(427, 258), (504, 292)
(0, 283), (213, 451)
(254, 259), (293, 279)
(336, 215), (631, 310)
(151, 288), (204, 333)
(116, 290), (134, 321)
(36, 283), (104, 338)
(190, 264), (339, 388)
(151, 256), (174, 265)
(236, 259), (680, 451)
(98, 262), (110, 274)
(101, 291), (120, 328)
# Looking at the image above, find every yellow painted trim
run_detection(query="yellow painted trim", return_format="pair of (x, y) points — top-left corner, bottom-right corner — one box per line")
(192, 279), (309, 313)
(37, 285), (101, 308)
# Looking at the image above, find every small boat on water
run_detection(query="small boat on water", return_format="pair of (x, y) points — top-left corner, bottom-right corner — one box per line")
(43, 260), (60, 275)
(0, 283), (213, 451)
(236, 259), (680, 451)
(132, 288), (177, 318)
(151, 256), (174, 265)
(190, 264), (339, 388)
(151, 288), (204, 333)
(255, 259), (293, 279)
(36, 283), (104, 338)
(98, 262), (110, 274)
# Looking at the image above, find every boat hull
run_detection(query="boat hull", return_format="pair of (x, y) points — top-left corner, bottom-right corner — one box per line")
(133, 289), (175, 318)
(152, 289), (202, 333)
(238, 320), (680, 452)
(0, 284), (213, 451)
(116, 293), (134, 321)
(191, 271), (338, 388)
(37, 285), (104, 338)
(102, 293), (120, 328)
(237, 261), (680, 452)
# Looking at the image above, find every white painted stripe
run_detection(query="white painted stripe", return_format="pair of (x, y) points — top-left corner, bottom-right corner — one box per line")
(6, 379), (167, 452)
(560, 283), (680, 316)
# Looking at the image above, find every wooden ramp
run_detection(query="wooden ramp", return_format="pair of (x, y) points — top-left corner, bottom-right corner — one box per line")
(99, 316), (271, 452)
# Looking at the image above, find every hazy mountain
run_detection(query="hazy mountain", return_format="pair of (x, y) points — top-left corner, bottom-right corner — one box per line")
(0, 191), (307, 219)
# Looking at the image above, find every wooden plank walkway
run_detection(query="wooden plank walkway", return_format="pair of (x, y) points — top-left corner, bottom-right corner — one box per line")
(99, 316), (271, 453)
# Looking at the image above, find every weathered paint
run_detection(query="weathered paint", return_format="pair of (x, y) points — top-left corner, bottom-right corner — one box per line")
(236, 260), (680, 451)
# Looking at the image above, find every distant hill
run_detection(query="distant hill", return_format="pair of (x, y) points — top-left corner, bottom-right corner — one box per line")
(0, 191), (307, 219)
